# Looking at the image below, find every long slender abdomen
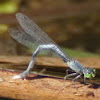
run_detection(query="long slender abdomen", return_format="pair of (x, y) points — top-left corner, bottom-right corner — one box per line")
(67, 60), (85, 73)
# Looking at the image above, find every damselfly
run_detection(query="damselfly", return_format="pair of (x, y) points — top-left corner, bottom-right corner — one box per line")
(9, 13), (96, 83)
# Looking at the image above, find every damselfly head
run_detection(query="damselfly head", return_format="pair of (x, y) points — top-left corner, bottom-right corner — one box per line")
(84, 68), (96, 78)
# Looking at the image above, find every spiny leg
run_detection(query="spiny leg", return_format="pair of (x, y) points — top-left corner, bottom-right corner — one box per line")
(84, 76), (86, 84)
(13, 44), (68, 79)
(72, 75), (81, 82)
(72, 75), (81, 88)
(63, 73), (77, 87)
(64, 73), (78, 80)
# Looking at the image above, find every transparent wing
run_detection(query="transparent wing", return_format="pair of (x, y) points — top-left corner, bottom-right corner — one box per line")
(9, 27), (38, 49)
(9, 13), (71, 59)
(9, 27), (56, 56)
(9, 27), (54, 56)
(16, 13), (54, 44)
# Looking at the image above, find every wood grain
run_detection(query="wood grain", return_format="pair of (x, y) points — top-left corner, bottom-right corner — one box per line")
(0, 70), (99, 100)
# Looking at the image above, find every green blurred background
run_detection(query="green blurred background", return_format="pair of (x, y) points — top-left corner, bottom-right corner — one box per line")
(0, 0), (100, 57)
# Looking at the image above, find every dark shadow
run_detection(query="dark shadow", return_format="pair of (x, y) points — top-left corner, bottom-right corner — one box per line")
(25, 74), (100, 89)
(0, 97), (14, 100)
(88, 83), (100, 89)
(80, 82), (100, 89)
(26, 75), (49, 80)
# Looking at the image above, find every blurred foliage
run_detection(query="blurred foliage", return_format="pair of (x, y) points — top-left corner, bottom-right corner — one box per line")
(38, 13), (100, 53)
(0, 0), (99, 56)
(0, 24), (9, 34)
(0, 0), (20, 14)
(23, 0), (100, 10)
(25, 0), (68, 9)
(62, 47), (100, 57)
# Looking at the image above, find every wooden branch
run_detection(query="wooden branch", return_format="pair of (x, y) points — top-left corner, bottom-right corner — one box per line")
(0, 56), (99, 69)
(0, 70), (99, 100)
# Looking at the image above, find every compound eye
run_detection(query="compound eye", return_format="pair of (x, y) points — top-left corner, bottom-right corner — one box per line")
(85, 73), (91, 78)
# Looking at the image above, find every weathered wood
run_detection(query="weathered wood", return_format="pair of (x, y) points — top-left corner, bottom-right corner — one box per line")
(0, 70), (100, 100)
(0, 56), (99, 69)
